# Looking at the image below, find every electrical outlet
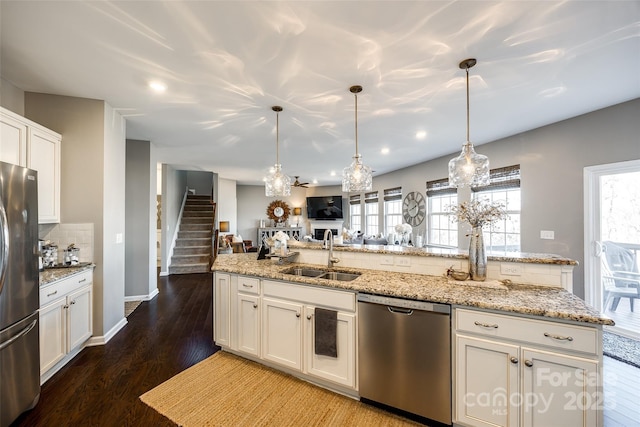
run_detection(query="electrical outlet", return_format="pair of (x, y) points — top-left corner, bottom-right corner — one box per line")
(500, 263), (522, 276)
(381, 256), (394, 265)
(395, 257), (411, 267)
(540, 230), (555, 240)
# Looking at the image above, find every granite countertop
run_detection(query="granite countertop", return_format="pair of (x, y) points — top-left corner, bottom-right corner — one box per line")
(213, 253), (612, 326)
(289, 241), (578, 265)
(40, 263), (95, 286)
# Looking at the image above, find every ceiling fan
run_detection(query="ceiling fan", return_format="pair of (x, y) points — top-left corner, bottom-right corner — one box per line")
(293, 176), (310, 188)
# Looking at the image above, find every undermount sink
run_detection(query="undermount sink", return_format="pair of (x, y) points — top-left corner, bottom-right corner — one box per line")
(318, 271), (361, 281)
(282, 267), (361, 282)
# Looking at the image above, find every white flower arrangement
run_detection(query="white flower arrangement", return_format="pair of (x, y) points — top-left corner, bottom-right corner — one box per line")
(273, 230), (290, 243)
(395, 223), (413, 235)
(448, 199), (507, 228)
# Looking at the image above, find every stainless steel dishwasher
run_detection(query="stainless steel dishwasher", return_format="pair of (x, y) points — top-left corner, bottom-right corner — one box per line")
(358, 293), (451, 425)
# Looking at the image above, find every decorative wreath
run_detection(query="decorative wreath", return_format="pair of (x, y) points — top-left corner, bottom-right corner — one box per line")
(266, 200), (290, 223)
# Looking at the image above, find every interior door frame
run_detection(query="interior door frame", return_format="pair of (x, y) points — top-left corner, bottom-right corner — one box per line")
(584, 159), (640, 320)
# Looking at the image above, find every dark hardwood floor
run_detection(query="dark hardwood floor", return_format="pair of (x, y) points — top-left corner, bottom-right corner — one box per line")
(13, 272), (218, 427)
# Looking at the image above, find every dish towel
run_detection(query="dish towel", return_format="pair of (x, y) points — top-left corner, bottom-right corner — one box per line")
(314, 307), (338, 358)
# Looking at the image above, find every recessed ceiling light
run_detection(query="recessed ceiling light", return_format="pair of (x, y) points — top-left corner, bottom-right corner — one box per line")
(415, 130), (427, 140)
(381, 148), (390, 155)
(312, 179), (318, 184)
(330, 171), (336, 177)
(149, 81), (167, 93)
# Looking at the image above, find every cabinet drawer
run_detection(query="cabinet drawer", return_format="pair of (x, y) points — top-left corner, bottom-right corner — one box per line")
(237, 276), (260, 294)
(455, 309), (598, 355)
(40, 270), (93, 307)
(263, 280), (356, 312)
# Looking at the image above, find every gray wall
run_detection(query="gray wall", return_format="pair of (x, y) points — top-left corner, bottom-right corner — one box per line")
(186, 171), (214, 196)
(125, 139), (157, 298)
(160, 164), (187, 275)
(24, 92), (127, 338)
(0, 77), (24, 115)
(237, 98), (640, 299)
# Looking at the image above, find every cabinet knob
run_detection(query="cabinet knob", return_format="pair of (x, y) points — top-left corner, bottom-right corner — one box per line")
(253, 303), (258, 309)
(510, 356), (518, 364)
(63, 304), (69, 309)
(307, 315), (312, 320)
(70, 300), (76, 305)
(524, 360), (533, 367)
(296, 312), (301, 318)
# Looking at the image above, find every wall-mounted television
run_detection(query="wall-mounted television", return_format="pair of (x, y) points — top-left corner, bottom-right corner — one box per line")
(306, 196), (344, 219)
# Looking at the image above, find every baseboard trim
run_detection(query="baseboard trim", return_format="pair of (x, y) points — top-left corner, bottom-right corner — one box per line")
(125, 288), (159, 302)
(86, 317), (128, 347)
(159, 270), (169, 277)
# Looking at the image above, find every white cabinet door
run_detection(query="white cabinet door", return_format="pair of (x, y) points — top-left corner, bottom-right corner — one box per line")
(27, 127), (61, 223)
(522, 348), (599, 427)
(455, 335), (520, 427)
(237, 293), (260, 357)
(262, 297), (302, 371)
(67, 285), (93, 351)
(39, 298), (67, 374)
(304, 306), (356, 388)
(214, 273), (231, 347)
(0, 111), (27, 166)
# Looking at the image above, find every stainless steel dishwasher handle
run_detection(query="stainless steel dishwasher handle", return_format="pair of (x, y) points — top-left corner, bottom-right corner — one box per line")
(388, 306), (413, 315)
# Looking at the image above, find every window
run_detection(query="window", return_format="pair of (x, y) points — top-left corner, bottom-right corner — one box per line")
(349, 194), (362, 233)
(384, 187), (403, 236)
(473, 165), (521, 252)
(426, 178), (457, 247)
(364, 191), (379, 236)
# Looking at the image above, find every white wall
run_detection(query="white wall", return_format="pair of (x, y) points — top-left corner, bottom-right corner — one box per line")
(0, 77), (24, 115)
(218, 178), (238, 234)
(160, 164), (187, 274)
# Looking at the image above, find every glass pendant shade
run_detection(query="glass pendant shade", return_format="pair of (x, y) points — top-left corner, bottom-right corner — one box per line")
(448, 142), (490, 188)
(265, 164), (291, 197)
(342, 154), (372, 192)
(448, 58), (490, 188)
(342, 85), (372, 192)
(265, 106), (292, 197)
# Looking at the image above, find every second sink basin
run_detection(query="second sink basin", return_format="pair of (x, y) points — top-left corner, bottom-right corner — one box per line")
(282, 267), (361, 282)
(318, 271), (361, 281)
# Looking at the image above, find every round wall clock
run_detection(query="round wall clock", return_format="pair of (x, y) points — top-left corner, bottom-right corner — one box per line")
(266, 200), (290, 223)
(402, 191), (426, 226)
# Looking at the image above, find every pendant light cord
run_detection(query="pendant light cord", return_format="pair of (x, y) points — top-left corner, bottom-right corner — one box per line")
(354, 91), (359, 156)
(276, 110), (280, 164)
(466, 65), (470, 144)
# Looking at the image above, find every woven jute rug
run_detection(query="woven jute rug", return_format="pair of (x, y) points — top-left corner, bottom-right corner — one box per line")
(124, 300), (142, 317)
(140, 351), (422, 426)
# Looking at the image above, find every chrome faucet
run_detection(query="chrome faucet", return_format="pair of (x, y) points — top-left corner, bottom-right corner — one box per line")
(323, 229), (340, 268)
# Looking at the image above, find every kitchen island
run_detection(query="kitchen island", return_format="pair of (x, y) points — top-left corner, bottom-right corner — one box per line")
(212, 251), (611, 427)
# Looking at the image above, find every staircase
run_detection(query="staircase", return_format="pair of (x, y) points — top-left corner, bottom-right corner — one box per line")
(169, 195), (215, 274)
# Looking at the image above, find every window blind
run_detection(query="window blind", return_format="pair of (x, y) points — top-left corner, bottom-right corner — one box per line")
(383, 187), (402, 201)
(349, 194), (361, 205)
(426, 178), (456, 196)
(364, 191), (378, 203)
(473, 164), (521, 192)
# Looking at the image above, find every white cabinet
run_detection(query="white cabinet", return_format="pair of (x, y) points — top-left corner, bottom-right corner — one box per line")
(213, 272), (358, 392)
(262, 297), (303, 370)
(39, 269), (93, 384)
(213, 272), (231, 347)
(0, 107), (61, 223)
(454, 308), (602, 427)
(27, 126), (61, 223)
(304, 306), (356, 388)
(0, 110), (27, 166)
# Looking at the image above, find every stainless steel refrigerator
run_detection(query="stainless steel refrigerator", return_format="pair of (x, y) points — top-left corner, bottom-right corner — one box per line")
(0, 161), (40, 426)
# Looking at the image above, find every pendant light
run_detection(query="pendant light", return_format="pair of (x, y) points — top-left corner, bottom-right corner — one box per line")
(448, 58), (490, 188)
(265, 106), (292, 197)
(342, 85), (373, 192)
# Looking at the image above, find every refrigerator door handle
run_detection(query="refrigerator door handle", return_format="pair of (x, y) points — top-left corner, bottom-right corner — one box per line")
(0, 318), (37, 351)
(0, 196), (9, 295)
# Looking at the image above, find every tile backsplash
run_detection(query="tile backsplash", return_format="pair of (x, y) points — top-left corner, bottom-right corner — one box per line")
(40, 223), (94, 264)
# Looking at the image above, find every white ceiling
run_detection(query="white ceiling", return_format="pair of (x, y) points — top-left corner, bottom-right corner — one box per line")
(1, 1), (639, 186)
